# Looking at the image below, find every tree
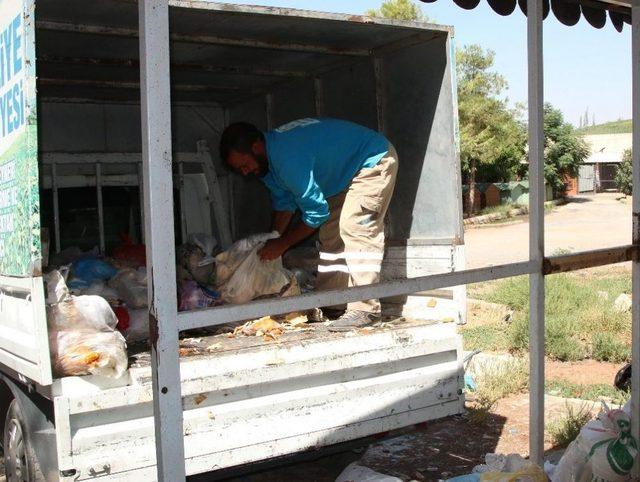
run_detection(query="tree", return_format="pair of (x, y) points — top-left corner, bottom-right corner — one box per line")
(537, 104), (590, 196)
(456, 45), (526, 213)
(615, 148), (632, 195)
(366, 0), (427, 21)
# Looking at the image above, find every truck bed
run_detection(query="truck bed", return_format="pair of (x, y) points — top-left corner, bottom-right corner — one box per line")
(49, 319), (463, 481)
(127, 317), (432, 369)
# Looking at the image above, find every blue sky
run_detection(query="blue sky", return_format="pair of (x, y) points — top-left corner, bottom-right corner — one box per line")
(234, 0), (631, 126)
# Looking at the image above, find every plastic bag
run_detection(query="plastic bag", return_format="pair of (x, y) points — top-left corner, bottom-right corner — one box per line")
(51, 330), (127, 378)
(447, 468), (545, 482)
(68, 257), (118, 289)
(45, 270), (128, 378)
(189, 233), (218, 261)
(178, 279), (221, 312)
(335, 463), (402, 482)
(79, 280), (119, 301)
(177, 242), (216, 287)
(552, 403), (638, 482)
(125, 309), (150, 343)
(112, 233), (146, 267)
(109, 268), (148, 309)
(215, 232), (291, 304)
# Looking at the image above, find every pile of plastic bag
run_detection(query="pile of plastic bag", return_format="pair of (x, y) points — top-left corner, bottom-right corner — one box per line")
(549, 402), (638, 482)
(45, 270), (127, 378)
(45, 248), (151, 345)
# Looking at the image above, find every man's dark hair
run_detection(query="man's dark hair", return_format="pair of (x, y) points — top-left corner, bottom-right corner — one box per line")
(219, 122), (265, 162)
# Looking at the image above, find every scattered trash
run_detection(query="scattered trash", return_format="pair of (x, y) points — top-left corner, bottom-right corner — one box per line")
(206, 343), (222, 352)
(551, 402), (638, 482)
(446, 453), (546, 481)
(46, 270), (128, 379)
(193, 393), (207, 405)
(335, 462), (403, 482)
(234, 316), (284, 339)
(285, 312), (308, 327)
(215, 232), (291, 304)
(265, 357), (285, 366)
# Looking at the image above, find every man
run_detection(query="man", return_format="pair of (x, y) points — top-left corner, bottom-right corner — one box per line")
(219, 117), (398, 331)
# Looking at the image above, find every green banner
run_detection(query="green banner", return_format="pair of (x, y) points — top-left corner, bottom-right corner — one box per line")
(0, 0), (40, 276)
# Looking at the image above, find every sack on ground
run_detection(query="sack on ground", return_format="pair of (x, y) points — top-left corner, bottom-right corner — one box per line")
(215, 232), (291, 304)
(552, 403), (638, 482)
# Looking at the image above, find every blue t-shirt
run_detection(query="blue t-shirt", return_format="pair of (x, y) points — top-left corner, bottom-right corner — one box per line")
(261, 118), (389, 228)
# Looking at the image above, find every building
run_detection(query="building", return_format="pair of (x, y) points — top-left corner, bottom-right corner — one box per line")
(568, 133), (632, 194)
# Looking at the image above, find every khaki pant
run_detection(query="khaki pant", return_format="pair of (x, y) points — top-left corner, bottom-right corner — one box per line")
(315, 144), (399, 314)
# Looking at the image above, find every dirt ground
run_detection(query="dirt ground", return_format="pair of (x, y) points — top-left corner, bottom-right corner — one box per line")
(465, 193), (631, 268)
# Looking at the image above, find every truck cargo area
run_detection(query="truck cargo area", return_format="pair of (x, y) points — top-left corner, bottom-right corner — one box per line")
(0, 1), (466, 480)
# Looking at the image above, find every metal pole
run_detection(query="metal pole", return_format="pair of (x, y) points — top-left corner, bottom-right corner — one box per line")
(138, 1), (185, 481)
(51, 162), (61, 253)
(138, 162), (145, 243)
(178, 161), (188, 244)
(96, 163), (106, 254)
(224, 108), (236, 240)
(527, 0), (545, 466)
(374, 56), (386, 134)
(631, 3), (640, 471)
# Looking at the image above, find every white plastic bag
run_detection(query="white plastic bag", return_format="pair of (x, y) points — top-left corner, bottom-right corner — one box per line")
(335, 463), (402, 482)
(215, 232), (292, 304)
(109, 268), (148, 309)
(125, 309), (149, 343)
(50, 329), (127, 378)
(552, 403), (638, 482)
(45, 270), (128, 379)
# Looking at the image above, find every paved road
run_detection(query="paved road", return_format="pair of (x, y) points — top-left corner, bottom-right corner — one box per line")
(464, 193), (631, 269)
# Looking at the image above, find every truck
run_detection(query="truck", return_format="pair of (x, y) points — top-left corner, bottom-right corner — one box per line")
(0, 1), (466, 480)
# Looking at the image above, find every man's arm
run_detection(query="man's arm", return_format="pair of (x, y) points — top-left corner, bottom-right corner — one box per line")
(258, 220), (316, 261)
(272, 210), (294, 235)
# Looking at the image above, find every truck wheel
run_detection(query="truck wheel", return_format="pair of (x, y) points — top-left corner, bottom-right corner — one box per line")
(4, 400), (44, 482)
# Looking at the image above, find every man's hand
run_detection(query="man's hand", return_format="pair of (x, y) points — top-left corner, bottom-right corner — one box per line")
(258, 238), (289, 261)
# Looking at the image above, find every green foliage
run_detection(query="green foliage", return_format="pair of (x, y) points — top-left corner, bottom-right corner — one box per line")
(468, 357), (528, 422)
(546, 379), (630, 405)
(576, 119), (632, 135)
(457, 46), (526, 183)
(365, 0), (426, 21)
(461, 324), (511, 352)
(534, 104), (590, 196)
(546, 403), (593, 448)
(615, 148), (633, 196)
(592, 332), (631, 363)
(478, 203), (521, 216)
(466, 273), (631, 362)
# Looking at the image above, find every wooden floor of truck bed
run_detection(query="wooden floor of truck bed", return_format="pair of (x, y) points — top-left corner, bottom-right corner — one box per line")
(127, 317), (441, 369)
